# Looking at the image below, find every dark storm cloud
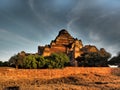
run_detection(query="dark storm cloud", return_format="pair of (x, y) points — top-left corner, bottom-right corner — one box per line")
(0, 0), (78, 60)
(0, 0), (120, 61)
(28, 0), (77, 30)
(67, 0), (120, 55)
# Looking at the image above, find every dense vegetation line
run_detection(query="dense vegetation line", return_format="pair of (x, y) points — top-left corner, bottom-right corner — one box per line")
(0, 51), (120, 68)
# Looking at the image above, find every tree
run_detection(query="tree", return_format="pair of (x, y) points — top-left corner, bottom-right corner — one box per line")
(0, 61), (3, 66)
(99, 48), (111, 60)
(76, 52), (111, 67)
(108, 52), (120, 66)
(45, 53), (70, 68)
(2, 61), (9, 66)
(9, 54), (20, 68)
(9, 52), (70, 69)
(0, 61), (9, 67)
(23, 55), (37, 69)
(9, 53), (25, 69)
(35, 55), (46, 68)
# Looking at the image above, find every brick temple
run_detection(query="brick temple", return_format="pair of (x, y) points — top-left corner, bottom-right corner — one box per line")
(38, 29), (100, 65)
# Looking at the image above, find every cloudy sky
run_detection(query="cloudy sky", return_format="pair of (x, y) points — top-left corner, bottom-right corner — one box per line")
(0, 0), (120, 61)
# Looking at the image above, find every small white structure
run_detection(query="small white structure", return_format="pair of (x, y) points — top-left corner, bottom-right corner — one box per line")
(108, 65), (118, 68)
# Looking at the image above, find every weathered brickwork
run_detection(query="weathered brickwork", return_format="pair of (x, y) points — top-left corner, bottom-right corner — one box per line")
(38, 29), (100, 58)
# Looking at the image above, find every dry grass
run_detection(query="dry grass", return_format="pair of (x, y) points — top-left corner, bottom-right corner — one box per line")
(0, 67), (120, 90)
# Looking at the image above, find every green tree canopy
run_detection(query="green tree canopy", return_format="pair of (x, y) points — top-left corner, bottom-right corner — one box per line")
(76, 52), (111, 67)
(35, 55), (46, 68)
(9, 52), (70, 69)
(23, 55), (37, 69)
(45, 53), (70, 68)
